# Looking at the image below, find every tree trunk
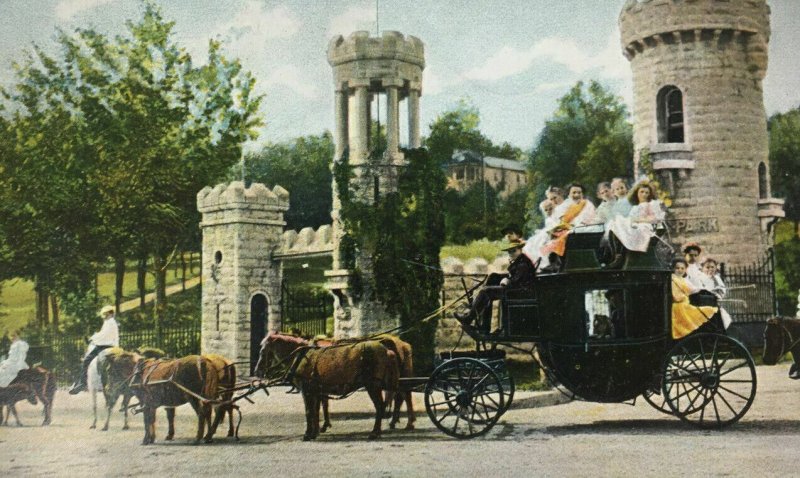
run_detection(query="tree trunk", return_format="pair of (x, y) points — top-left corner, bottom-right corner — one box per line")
(50, 295), (59, 329)
(114, 256), (125, 313)
(137, 256), (147, 308)
(35, 283), (50, 327)
(153, 254), (168, 328)
(181, 251), (187, 291)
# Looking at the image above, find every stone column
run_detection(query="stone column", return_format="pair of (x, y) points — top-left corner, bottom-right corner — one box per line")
(349, 80), (370, 164)
(384, 80), (402, 155)
(333, 85), (349, 161)
(408, 84), (421, 148)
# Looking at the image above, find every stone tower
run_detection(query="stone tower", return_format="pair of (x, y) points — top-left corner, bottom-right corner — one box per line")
(197, 181), (289, 374)
(325, 31), (425, 338)
(619, 0), (784, 265)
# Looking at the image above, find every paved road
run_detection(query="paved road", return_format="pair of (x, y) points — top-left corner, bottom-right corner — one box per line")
(1, 363), (798, 477)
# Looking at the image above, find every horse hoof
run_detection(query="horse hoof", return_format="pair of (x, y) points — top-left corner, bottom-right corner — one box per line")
(89, 425), (96, 429)
(165, 435), (173, 441)
(302, 435), (314, 441)
(389, 422), (397, 430)
(204, 438), (214, 444)
(122, 425), (129, 430)
(100, 426), (108, 432)
(405, 424), (415, 431)
(368, 432), (381, 440)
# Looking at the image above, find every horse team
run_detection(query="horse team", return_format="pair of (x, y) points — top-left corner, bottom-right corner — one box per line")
(1, 331), (415, 445)
(4, 318), (799, 442)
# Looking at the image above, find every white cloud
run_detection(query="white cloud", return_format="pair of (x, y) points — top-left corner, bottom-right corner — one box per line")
(327, 4), (376, 38)
(55, 0), (114, 21)
(462, 29), (630, 83)
(213, 3), (300, 47)
(264, 64), (320, 100)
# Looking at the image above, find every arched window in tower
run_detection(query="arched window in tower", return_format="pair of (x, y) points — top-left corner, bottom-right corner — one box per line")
(758, 162), (768, 199)
(657, 86), (684, 143)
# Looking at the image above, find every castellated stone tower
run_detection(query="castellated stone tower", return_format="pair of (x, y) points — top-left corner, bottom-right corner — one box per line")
(197, 181), (289, 374)
(325, 31), (425, 338)
(619, 0), (784, 266)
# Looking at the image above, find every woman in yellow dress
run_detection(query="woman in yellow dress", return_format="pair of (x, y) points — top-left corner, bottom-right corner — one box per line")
(671, 258), (718, 339)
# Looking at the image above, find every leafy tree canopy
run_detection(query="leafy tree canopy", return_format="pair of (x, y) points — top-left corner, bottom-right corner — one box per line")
(244, 132), (334, 230)
(528, 80), (633, 228)
(768, 107), (800, 233)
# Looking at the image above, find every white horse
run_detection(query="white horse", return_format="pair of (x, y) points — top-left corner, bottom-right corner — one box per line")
(86, 348), (116, 430)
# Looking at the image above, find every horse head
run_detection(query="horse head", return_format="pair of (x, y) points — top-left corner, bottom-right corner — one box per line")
(762, 317), (785, 365)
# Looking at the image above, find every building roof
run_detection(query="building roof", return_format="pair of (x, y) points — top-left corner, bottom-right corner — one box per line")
(449, 150), (525, 172)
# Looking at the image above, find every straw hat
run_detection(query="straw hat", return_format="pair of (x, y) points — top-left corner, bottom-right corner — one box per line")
(99, 305), (115, 317)
(500, 239), (526, 252)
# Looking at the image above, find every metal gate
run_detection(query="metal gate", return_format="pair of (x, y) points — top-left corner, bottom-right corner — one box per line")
(280, 281), (332, 337)
(720, 249), (777, 323)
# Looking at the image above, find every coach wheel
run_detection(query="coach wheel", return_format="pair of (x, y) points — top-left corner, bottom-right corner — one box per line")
(424, 358), (504, 439)
(641, 387), (673, 415)
(662, 333), (757, 429)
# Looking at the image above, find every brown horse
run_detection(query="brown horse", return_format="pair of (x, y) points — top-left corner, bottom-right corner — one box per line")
(373, 335), (415, 430)
(763, 317), (800, 379)
(255, 332), (333, 432)
(9, 366), (56, 426)
(205, 354), (238, 440)
(91, 348), (164, 431)
(292, 340), (399, 441)
(131, 355), (220, 445)
(0, 383), (38, 426)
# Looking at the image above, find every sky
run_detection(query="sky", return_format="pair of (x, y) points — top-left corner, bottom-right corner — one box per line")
(1, 0), (799, 152)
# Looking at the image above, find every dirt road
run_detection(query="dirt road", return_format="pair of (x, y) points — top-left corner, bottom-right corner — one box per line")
(1, 363), (798, 477)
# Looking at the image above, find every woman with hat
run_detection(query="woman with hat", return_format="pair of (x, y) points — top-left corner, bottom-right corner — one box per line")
(682, 242), (705, 287)
(69, 305), (119, 394)
(0, 330), (29, 387)
(454, 239), (535, 334)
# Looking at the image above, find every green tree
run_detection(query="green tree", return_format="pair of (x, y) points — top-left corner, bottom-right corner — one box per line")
(0, 2), (261, 330)
(768, 108), (800, 237)
(425, 99), (526, 241)
(424, 99), (522, 167)
(528, 81), (633, 227)
(245, 132), (334, 230)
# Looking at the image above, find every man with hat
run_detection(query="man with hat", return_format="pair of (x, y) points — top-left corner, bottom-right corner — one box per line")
(454, 239), (535, 334)
(682, 242), (704, 288)
(69, 305), (119, 394)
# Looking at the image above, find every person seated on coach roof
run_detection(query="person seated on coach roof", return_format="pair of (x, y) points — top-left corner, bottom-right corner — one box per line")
(454, 239), (535, 334)
(592, 181), (616, 224)
(539, 183), (596, 272)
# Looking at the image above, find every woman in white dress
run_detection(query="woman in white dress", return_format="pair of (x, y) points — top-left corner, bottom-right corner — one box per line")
(698, 258), (732, 328)
(0, 331), (29, 387)
(523, 199), (557, 268)
(609, 178), (632, 219)
(607, 180), (665, 253)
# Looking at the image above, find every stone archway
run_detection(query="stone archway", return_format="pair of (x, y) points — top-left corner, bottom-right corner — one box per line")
(250, 293), (268, 375)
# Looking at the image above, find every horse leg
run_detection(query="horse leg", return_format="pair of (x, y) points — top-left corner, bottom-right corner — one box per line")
(102, 393), (114, 431)
(165, 407), (175, 441)
(227, 403), (235, 438)
(301, 389), (315, 441)
(366, 386), (385, 440)
(141, 407), (154, 445)
(42, 381), (54, 426)
(188, 400), (205, 444)
(90, 390), (97, 429)
(9, 404), (23, 426)
(403, 390), (415, 430)
(320, 397), (332, 433)
(202, 402), (215, 444)
(120, 393), (131, 430)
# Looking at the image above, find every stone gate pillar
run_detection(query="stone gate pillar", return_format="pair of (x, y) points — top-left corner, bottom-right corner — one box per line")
(197, 181), (289, 372)
(325, 31), (425, 338)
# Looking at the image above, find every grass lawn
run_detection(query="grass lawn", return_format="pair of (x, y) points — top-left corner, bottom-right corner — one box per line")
(0, 256), (201, 336)
(441, 239), (503, 263)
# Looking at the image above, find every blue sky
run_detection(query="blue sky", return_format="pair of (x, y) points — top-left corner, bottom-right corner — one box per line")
(1, 0), (798, 152)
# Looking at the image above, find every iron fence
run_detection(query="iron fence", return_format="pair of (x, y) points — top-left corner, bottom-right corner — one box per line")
(15, 325), (201, 387)
(720, 249), (777, 323)
(281, 282), (331, 337)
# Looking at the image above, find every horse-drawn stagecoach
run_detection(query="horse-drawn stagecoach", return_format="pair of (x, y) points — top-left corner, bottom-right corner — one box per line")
(418, 231), (757, 438)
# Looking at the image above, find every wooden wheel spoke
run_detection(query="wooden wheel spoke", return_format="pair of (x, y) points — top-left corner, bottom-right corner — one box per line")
(718, 361), (750, 378)
(715, 388), (739, 416)
(716, 384), (752, 402)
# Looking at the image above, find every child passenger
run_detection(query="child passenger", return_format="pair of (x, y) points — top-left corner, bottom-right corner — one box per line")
(671, 258), (718, 339)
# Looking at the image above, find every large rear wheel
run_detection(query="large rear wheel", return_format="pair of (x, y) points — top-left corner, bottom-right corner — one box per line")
(662, 333), (756, 429)
(424, 358), (505, 439)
